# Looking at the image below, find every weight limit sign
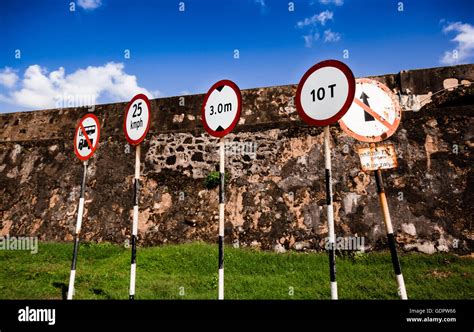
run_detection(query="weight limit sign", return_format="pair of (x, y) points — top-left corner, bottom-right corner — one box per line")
(296, 59), (355, 126)
(296, 59), (355, 300)
(201, 79), (242, 300)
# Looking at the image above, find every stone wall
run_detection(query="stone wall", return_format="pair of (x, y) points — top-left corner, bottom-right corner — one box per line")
(0, 64), (473, 254)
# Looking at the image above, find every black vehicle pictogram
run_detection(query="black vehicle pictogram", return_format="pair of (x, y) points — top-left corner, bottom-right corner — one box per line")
(78, 125), (96, 150)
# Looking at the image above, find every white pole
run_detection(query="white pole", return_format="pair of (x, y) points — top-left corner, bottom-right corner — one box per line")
(129, 144), (140, 299)
(324, 126), (338, 300)
(67, 160), (88, 300)
(374, 169), (408, 300)
(218, 137), (225, 300)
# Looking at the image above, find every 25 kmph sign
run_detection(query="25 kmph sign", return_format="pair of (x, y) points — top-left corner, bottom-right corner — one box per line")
(123, 94), (151, 145)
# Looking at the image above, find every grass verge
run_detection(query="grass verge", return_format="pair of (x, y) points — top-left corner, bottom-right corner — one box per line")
(0, 241), (472, 299)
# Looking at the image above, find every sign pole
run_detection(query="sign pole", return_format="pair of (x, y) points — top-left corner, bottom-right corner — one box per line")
(129, 144), (140, 300)
(70, 113), (100, 299)
(373, 162), (408, 300)
(295, 60), (355, 299)
(340, 79), (404, 299)
(67, 160), (88, 300)
(218, 137), (225, 300)
(324, 126), (337, 300)
(123, 93), (151, 300)
(200, 79), (241, 300)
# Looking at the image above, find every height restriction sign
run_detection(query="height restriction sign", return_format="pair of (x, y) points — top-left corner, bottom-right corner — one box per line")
(201, 79), (242, 137)
(339, 78), (401, 142)
(296, 59), (355, 126)
(74, 113), (100, 161)
(123, 94), (151, 145)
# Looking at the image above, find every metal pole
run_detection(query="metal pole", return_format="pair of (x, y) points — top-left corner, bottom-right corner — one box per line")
(67, 160), (88, 300)
(324, 126), (338, 300)
(129, 144), (140, 300)
(218, 137), (225, 300)
(374, 169), (408, 300)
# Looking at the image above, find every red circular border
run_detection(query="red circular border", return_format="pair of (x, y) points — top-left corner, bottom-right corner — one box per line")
(338, 78), (402, 143)
(123, 94), (152, 145)
(201, 79), (242, 137)
(296, 59), (355, 127)
(74, 113), (101, 161)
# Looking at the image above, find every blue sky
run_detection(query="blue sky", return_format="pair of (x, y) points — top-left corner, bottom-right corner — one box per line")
(0, 0), (473, 113)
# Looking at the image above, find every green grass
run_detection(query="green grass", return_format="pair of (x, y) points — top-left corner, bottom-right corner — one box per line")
(0, 242), (472, 299)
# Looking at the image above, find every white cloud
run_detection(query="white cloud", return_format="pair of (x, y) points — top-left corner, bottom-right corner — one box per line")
(440, 21), (474, 65)
(151, 89), (162, 97)
(0, 68), (19, 88)
(303, 31), (320, 48)
(323, 29), (341, 42)
(254, 0), (267, 13)
(297, 10), (333, 28)
(318, 0), (344, 5)
(297, 11), (339, 47)
(77, 0), (102, 10)
(0, 62), (154, 110)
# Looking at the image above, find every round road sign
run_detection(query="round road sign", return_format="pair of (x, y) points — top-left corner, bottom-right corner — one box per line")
(338, 78), (401, 142)
(201, 79), (242, 137)
(74, 113), (100, 161)
(296, 59), (355, 126)
(123, 94), (151, 145)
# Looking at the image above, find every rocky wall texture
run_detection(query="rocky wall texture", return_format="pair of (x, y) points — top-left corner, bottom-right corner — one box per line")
(0, 64), (473, 254)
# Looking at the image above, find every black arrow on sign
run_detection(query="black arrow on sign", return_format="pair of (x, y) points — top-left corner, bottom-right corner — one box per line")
(360, 92), (375, 122)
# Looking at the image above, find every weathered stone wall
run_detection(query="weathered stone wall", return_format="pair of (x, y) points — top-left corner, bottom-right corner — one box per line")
(0, 64), (473, 254)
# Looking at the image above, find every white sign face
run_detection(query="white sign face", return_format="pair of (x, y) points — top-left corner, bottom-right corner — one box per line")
(301, 67), (349, 119)
(74, 114), (100, 161)
(124, 94), (151, 145)
(358, 144), (398, 171)
(339, 78), (401, 142)
(296, 60), (355, 126)
(201, 80), (242, 137)
(205, 86), (238, 131)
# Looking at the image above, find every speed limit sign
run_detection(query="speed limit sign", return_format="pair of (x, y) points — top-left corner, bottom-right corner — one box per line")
(123, 93), (152, 299)
(123, 94), (151, 145)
